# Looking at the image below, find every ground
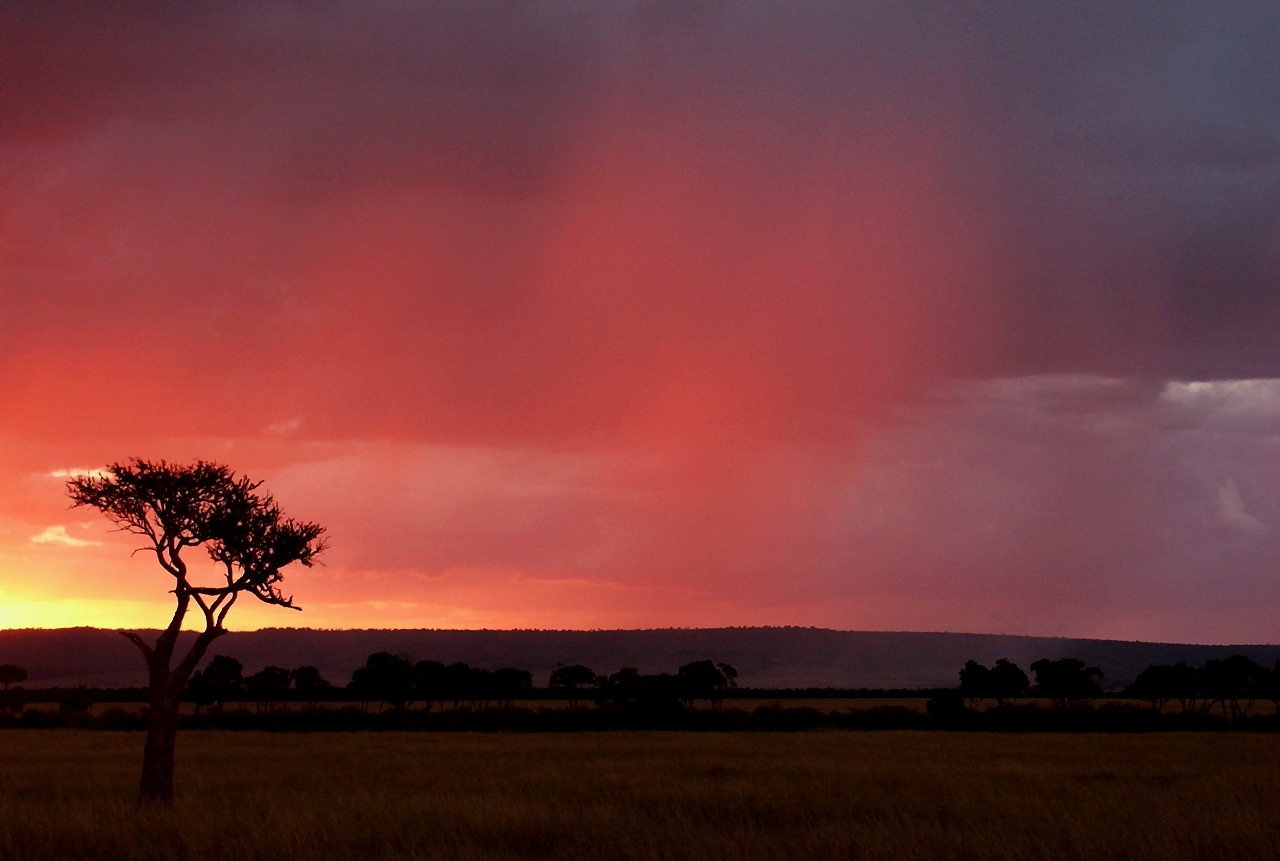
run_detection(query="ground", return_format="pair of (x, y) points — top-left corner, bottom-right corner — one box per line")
(2, 730), (1278, 860)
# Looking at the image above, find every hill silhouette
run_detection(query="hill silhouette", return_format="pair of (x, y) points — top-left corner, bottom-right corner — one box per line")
(4, 627), (1280, 690)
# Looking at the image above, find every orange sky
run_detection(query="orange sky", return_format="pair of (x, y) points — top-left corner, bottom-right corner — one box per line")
(4, 4), (1280, 642)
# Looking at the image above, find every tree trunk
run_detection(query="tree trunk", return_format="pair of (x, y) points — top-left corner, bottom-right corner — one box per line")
(140, 692), (179, 803)
(129, 624), (221, 804)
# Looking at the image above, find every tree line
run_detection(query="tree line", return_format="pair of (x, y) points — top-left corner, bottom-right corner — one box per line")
(182, 653), (740, 713)
(955, 654), (1280, 719)
(957, 657), (1104, 708)
(1124, 655), (1280, 718)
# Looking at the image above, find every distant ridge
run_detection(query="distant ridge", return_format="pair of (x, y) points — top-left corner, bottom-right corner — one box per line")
(3, 627), (1279, 690)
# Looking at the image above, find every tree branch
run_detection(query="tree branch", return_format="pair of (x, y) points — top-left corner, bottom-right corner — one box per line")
(118, 630), (155, 661)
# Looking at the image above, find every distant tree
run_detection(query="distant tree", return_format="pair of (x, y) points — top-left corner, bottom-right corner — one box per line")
(1030, 658), (1103, 708)
(412, 660), (447, 712)
(549, 664), (601, 707)
(68, 459), (325, 803)
(0, 664), (27, 690)
(1126, 663), (1197, 712)
(489, 667), (534, 709)
(676, 660), (734, 708)
(598, 667), (688, 713)
(442, 662), (478, 709)
(245, 666), (292, 712)
(350, 652), (414, 711)
(958, 660), (992, 705)
(1170, 662), (1200, 712)
(185, 655), (245, 713)
(289, 666), (333, 706)
(989, 659), (1031, 707)
(717, 662), (740, 689)
(602, 667), (644, 708)
(608, 667), (642, 687)
(1198, 655), (1267, 719)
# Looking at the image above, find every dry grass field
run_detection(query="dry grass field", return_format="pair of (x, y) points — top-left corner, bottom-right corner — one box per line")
(2, 730), (1279, 860)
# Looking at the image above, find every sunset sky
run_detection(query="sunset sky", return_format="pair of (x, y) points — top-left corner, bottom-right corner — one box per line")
(3, 3), (1280, 642)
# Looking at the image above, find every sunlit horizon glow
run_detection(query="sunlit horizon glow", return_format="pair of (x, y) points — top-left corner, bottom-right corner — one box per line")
(3, 4), (1280, 642)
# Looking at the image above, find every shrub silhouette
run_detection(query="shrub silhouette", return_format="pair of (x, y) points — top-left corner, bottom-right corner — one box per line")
(925, 690), (968, 727)
(59, 686), (93, 714)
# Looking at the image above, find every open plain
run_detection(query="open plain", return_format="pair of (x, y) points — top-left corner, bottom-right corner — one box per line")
(2, 730), (1279, 860)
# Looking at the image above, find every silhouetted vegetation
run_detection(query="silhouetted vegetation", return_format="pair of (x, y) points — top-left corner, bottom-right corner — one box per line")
(57, 687), (93, 714)
(186, 655), (246, 713)
(0, 664), (27, 714)
(1030, 657), (1104, 707)
(548, 664), (601, 706)
(67, 459), (326, 802)
(15, 650), (1280, 734)
(1123, 655), (1274, 719)
(0, 663), (26, 690)
(959, 658), (1030, 706)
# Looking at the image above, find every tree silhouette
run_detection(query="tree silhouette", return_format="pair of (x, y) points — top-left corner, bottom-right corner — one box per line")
(1126, 663), (1196, 712)
(67, 459), (325, 803)
(958, 660), (992, 705)
(185, 655), (244, 713)
(245, 665), (292, 713)
(412, 660), (447, 712)
(601, 666), (644, 708)
(676, 660), (736, 708)
(959, 659), (1028, 707)
(489, 666), (534, 708)
(1198, 655), (1267, 719)
(0, 664), (26, 690)
(549, 664), (601, 707)
(1030, 657), (1103, 707)
(289, 666), (333, 706)
(350, 652), (414, 711)
(989, 659), (1031, 706)
(443, 662), (478, 709)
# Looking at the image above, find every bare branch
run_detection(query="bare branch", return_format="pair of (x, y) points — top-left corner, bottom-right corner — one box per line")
(118, 630), (155, 661)
(215, 591), (238, 628)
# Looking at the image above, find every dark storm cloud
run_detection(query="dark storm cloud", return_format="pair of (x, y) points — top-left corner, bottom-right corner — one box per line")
(4, 1), (1277, 383)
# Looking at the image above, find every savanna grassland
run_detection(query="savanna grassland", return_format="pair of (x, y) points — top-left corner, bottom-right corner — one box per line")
(2, 730), (1279, 861)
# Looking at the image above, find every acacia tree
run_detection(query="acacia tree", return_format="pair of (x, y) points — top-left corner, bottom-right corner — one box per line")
(68, 459), (325, 803)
